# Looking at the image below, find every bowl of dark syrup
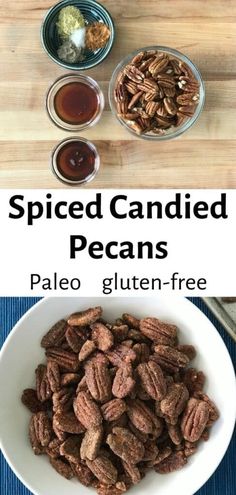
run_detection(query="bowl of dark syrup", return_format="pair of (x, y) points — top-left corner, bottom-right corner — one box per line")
(52, 137), (100, 185)
(46, 74), (104, 131)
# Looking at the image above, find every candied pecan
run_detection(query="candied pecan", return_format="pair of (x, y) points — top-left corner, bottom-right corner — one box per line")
(133, 343), (150, 364)
(21, 388), (47, 413)
(87, 351), (110, 367)
(194, 392), (219, 426)
(47, 361), (60, 393)
(106, 427), (145, 464)
(167, 424), (182, 445)
(74, 391), (102, 429)
(85, 360), (112, 403)
(111, 325), (129, 343)
(67, 307), (102, 327)
(155, 451), (187, 474)
(46, 348), (79, 372)
(127, 399), (163, 436)
(102, 399), (126, 422)
(122, 461), (141, 484)
(140, 317), (177, 345)
(46, 438), (61, 458)
(182, 368), (205, 393)
(50, 457), (74, 479)
(142, 440), (159, 461)
(112, 365), (135, 399)
(184, 442), (198, 457)
(60, 436), (81, 463)
(52, 387), (74, 413)
(65, 325), (83, 352)
(52, 415), (67, 441)
(76, 376), (89, 394)
(41, 319), (67, 348)
(30, 412), (52, 451)
(161, 383), (189, 424)
(72, 461), (95, 486)
(86, 455), (118, 485)
(181, 398), (210, 442)
(128, 422), (148, 443)
(91, 322), (114, 351)
(79, 340), (96, 361)
(106, 345), (136, 368)
(137, 361), (167, 400)
(61, 373), (80, 386)
(122, 340), (134, 348)
(106, 413), (128, 435)
(177, 345), (196, 361)
(35, 364), (52, 402)
(54, 410), (85, 434)
(153, 446), (172, 466)
(153, 345), (189, 373)
(80, 425), (103, 460)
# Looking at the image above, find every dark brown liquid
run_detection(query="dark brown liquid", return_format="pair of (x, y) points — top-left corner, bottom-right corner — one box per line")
(54, 82), (99, 125)
(56, 141), (96, 182)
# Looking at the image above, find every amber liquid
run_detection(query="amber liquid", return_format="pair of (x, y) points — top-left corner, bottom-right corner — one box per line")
(56, 141), (96, 182)
(54, 82), (99, 125)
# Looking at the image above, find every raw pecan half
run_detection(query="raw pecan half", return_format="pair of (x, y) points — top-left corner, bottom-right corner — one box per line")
(74, 391), (102, 429)
(181, 398), (210, 442)
(137, 361), (167, 400)
(85, 360), (112, 403)
(106, 427), (145, 464)
(86, 455), (118, 485)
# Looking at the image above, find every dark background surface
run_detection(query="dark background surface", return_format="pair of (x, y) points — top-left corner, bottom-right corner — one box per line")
(0, 297), (235, 495)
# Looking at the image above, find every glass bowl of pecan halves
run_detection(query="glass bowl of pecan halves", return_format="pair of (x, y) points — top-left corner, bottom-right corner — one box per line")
(109, 46), (205, 140)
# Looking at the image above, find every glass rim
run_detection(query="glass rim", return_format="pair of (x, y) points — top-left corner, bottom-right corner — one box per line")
(51, 136), (100, 185)
(46, 73), (105, 132)
(109, 45), (205, 141)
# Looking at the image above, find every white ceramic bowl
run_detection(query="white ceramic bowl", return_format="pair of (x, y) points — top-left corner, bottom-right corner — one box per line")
(0, 297), (235, 495)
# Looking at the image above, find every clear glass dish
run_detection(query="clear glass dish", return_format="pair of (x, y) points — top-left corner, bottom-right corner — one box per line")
(46, 74), (104, 131)
(51, 137), (100, 185)
(109, 46), (205, 141)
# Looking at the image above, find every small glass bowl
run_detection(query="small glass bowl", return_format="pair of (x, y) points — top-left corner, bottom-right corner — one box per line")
(46, 74), (104, 131)
(51, 137), (100, 185)
(109, 46), (205, 141)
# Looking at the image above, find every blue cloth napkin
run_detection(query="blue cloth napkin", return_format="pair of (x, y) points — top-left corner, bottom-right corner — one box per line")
(0, 297), (235, 495)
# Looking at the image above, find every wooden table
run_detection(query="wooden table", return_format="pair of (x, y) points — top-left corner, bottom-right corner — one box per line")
(0, 0), (236, 188)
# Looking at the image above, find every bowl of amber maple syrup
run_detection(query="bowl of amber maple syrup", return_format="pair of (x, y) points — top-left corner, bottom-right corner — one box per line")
(46, 73), (104, 131)
(51, 137), (100, 185)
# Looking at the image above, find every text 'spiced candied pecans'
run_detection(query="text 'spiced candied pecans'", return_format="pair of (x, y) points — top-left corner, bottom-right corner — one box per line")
(114, 49), (200, 136)
(21, 306), (219, 494)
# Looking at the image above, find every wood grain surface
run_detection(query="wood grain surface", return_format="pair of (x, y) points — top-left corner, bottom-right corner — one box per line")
(0, 0), (236, 188)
